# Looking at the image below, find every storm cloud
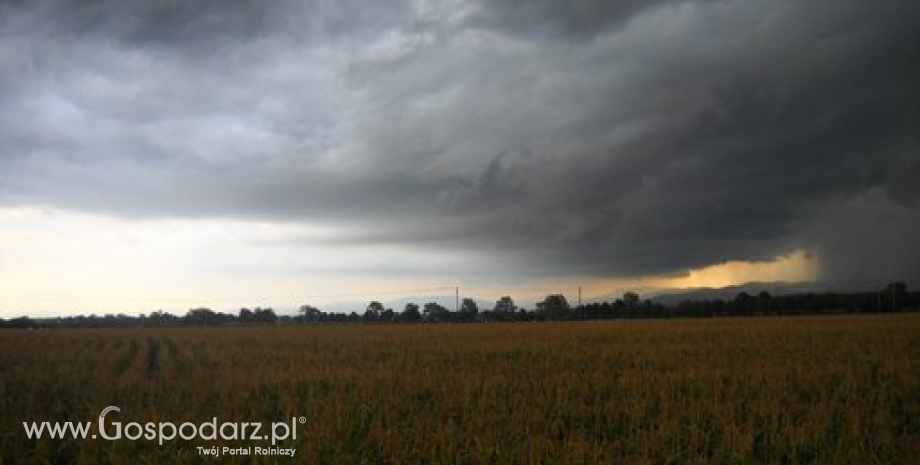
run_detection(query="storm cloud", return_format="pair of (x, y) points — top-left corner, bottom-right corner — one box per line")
(2, 0), (919, 287)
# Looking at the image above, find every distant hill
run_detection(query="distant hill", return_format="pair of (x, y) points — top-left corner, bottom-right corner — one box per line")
(648, 281), (823, 307)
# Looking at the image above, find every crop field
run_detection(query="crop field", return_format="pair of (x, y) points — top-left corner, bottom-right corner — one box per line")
(1, 314), (919, 464)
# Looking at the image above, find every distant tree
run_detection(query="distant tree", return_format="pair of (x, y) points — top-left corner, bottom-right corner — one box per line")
(362, 301), (384, 322)
(733, 292), (756, 315)
(1, 316), (35, 329)
(494, 296), (517, 313)
(367, 301), (384, 317)
(299, 304), (321, 322)
(253, 307), (277, 324)
(402, 303), (422, 323)
(537, 294), (571, 320)
(460, 298), (479, 321)
(381, 308), (396, 322)
(424, 302), (450, 322)
(623, 292), (640, 310)
(239, 308), (254, 323)
(186, 308), (219, 325)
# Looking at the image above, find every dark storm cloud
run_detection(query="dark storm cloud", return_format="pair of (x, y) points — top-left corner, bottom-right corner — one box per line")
(466, 0), (715, 40)
(1, 0), (919, 286)
(799, 191), (920, 290)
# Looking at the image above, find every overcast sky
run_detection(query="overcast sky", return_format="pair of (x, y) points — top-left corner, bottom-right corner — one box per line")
(1, 0), (918, 315)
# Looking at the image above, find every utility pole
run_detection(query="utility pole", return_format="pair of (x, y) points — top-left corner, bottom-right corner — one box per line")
(578, 286), (582, 307)
(456, 286), (459, 313)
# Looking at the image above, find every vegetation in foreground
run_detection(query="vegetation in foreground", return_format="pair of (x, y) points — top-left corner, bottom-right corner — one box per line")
(1, 315), (918, 464)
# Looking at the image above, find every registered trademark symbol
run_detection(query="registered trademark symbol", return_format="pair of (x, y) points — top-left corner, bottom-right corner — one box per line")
(299, 416), (306, 424)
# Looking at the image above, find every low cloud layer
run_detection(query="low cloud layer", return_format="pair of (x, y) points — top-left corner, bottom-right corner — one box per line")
(2, 0), (919, 288)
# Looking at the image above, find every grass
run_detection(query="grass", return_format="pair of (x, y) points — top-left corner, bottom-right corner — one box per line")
(1, 314), (918, 464)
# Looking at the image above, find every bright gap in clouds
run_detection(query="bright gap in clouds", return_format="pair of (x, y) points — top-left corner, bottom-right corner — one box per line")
(1, 208), (819, 316)
(661, 251), (819, 289)
(559, 251), (820, 305)
(0, 207), (461, 316)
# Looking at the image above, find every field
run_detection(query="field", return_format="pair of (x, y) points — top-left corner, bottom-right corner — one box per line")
(1, 315), (919, 464)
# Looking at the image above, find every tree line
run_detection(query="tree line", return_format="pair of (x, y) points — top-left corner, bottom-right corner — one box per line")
(1, 282), (916, 329)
